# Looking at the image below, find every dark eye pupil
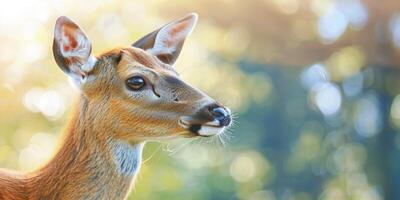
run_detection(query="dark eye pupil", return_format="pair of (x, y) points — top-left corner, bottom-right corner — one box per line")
(127, 76), (145, 90)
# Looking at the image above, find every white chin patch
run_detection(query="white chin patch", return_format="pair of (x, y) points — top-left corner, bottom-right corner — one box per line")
(178, 117), (225, 136)
(198, 125), (225, 136)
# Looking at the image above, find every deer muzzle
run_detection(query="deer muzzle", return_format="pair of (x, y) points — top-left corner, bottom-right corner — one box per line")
(179, 103), (232, 137)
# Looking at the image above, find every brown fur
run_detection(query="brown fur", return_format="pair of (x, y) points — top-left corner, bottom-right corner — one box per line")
(0, 47), (211, 199)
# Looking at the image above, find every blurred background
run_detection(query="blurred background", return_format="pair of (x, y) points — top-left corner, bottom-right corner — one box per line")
(0, 0), (399, 199)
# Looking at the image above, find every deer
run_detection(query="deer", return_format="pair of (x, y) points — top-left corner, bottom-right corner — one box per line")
(0, 13), (232, 199)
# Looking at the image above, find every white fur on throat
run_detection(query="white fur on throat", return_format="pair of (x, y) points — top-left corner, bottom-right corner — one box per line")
(111, 141), (144, 177)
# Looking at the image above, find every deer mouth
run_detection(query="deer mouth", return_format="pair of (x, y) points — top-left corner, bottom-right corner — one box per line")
(178, 103), (232, 137)
(178, 117), (227, 137)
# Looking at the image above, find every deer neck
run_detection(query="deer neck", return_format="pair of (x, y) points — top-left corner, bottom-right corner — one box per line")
(27, 97), (144, 200)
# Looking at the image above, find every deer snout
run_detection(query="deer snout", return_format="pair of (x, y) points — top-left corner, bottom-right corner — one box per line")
(179, 103), (232, 137)
(208, 104), (232, 127)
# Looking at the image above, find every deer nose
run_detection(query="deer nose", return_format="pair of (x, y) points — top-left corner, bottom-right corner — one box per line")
(209, 105), (231, 126)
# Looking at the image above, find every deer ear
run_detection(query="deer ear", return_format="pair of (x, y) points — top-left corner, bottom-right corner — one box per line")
(132, 13), (198, 65)
(53, 16), (96, 82)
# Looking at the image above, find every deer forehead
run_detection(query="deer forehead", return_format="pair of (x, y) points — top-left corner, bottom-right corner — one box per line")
(116, 48), (177, 76)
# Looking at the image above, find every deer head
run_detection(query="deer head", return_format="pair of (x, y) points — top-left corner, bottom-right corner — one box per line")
(52, 13), (232, 142)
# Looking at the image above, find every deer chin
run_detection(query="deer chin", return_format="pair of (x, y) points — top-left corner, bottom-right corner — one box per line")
(178, 117), (226, 137)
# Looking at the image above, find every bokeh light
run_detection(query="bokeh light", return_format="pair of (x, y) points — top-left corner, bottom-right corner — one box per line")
(311, 82), (342, 116)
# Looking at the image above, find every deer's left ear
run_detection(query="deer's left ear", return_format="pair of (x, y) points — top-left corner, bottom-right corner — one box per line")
(132, 13), (198, 65)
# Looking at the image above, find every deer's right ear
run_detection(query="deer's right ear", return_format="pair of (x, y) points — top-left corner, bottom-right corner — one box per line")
(53, 16), (96, 83)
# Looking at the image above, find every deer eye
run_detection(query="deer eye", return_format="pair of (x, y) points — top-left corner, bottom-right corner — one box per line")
(126, 76), (146, 90)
